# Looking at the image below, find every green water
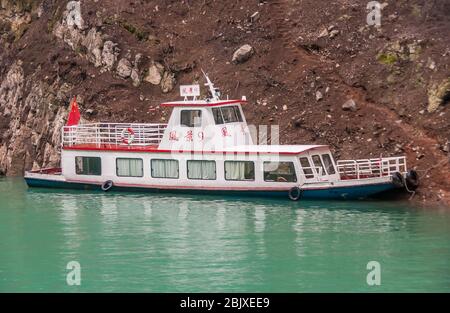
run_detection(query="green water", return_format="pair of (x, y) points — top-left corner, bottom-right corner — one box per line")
(0, 178), (449, 292)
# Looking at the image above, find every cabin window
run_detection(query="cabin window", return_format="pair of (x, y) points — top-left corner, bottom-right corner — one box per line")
(181, 110), (202, 127)
(321, 154), (336, 175)
(116, 158), (143, 177)
(222, 106), (241, 123)
(299, 157), (315, 179)
(151, 159), (179, 179)
(212, 106), (243, 124)
(312, 155), (326, 176)
(212, 108), (224, 124)
(75, 157), (101, 176)
(263, 162), (297, 182)
(225, 161), (255, 181)
(187, 160), (216, 180)
(233, 106), (243, 122)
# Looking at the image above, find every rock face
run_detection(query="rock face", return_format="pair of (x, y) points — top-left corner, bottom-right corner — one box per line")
(428, 78), (450, 113)
(232, 44), (254, 64)
(0, 62), (66, 175)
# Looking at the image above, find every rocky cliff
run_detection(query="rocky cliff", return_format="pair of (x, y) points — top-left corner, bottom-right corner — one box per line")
(0, 0), (449, 205)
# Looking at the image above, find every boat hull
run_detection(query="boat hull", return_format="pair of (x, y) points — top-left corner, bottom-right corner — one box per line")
(24, 176), (400, 200)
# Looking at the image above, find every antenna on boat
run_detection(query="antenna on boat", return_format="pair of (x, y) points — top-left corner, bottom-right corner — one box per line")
(201, 69), (221, 101)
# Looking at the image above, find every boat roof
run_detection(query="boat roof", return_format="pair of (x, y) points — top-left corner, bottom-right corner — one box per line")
(63, 144), (329, 155)
(220, 145), (328, 154)
(160, 99), (246, 107)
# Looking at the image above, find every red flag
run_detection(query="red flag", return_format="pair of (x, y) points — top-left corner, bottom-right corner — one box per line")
(66, 96), (81, 126)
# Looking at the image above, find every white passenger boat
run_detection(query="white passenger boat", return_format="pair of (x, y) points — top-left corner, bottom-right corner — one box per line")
(25, 74), (419, 200)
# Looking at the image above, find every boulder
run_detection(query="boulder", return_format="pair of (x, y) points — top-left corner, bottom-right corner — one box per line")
(130, 69), (140, 87)
(232, 44), (254, 64)
(315, 91), (323, 101)
(161, 71), (176, 93)
(102, 41), (119, 71)
(342, 99), (357, 111)
(82, 28), (103, 67)
(144, 62), (164, 85)
(318, 28), (329, 39)
(329, 29), (340, 39)
(116, 58), (132, 79)
(130, 54), (143, 87)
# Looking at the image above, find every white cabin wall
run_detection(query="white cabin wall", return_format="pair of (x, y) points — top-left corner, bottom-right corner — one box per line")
(159, 105), (254, 151)
(61, 149), (304, 190)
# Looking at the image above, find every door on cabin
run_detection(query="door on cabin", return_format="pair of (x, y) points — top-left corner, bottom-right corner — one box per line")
(298, 155), (319, 184)
(298, 153), (338, 184)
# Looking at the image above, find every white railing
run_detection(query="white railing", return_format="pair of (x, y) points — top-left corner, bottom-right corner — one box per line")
(337, 157), (407, 180)
(62, 123), (167, 147)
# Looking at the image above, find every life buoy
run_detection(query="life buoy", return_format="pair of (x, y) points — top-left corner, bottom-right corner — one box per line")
(391, 172), (404, 188)
(405, 170), (419, 191)
(121, 127), (135, 145)
(288, 186), (302, 201)
(101, 180), (113, 192)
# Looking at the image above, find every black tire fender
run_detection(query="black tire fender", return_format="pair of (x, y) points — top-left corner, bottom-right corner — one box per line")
(405, 170), (419, 190)
(288, 186), (302, 201)
(392, 172), (404, 188)
(101, 180), (114, 192)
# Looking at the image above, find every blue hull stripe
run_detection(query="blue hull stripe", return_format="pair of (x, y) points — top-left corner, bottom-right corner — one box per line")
(25, 177), (399, 200)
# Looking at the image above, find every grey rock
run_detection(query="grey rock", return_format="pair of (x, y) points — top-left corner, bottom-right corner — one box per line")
(131, 69), (141, 87)
(161, 71), (176, 93)
(342, 99), (357, 111)
(318, 28), (329, 39)
(116, 58), (132, 79)
(250, 12), (260, 23)
(329, 29), (340, 39)
(102, 41), (119, 71)
(82, 28), (103, 67)
(316, 91), (323, 101)
(144, 62), (165, 85)
(232, 44), (254, 64)
(442, 141), (450, 153)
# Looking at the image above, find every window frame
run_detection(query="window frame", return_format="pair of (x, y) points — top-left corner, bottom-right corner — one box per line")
(212, 107), (224, 125)
(187, 160), (217, 180)
(180, 109), (202, 128)
(312, 155), (326, 176)
(150, 159), (180, 179)
(321, 154), (336, 175)
(299, 157), (315, 179)
(224, 161), (255, 181)
(212, 106), (243, 125)
(116, 158), (144, 178)
(263, 161), (297, 183)
(75, 156), (102, 176)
